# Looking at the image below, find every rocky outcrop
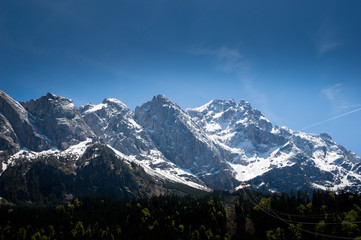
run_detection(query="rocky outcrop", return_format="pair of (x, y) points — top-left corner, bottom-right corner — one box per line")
(80, 98), (158, 157)
(0, 90), (50, 151)
(187, 99), (287, 158)
(134, 95), (235, 189)
(80, 97), (208, 189)
(1, 90), (361, 195)
(21, 93), (95, 150)
(187, 99), (361, 193)
(0, 114), (20, 155)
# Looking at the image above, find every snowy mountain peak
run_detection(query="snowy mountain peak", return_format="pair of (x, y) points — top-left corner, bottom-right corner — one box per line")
(190, 99), (237, 114)
(135, 95), (185, 120)
(1, 90), (361, 196)
(44, 92), (75, 104)
(80, 98), (131, 118)
(45, 92), (58, 99)
(150, 94), (179, 108)
(102, 98), (131, 115)
(103, 97), (129, 109)
(153, 94), (168, 101)
(135, 95), (235, 189)
(207, 99), (237, 112)
(21, 93), (95, 150)
(239, 99), (251, 108)
(187, 98), (272, 132)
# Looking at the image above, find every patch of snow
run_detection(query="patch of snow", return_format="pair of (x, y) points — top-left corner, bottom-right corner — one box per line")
(108, 145), (210, 191)
(84, 103), (106, 114)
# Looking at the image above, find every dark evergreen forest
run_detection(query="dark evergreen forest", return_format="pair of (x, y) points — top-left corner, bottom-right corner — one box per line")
(1, 190), (361, 239)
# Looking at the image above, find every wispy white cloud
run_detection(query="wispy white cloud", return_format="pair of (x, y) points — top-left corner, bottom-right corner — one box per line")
(321, 83), (342, 101)
(340, 104), (361, 109)
(190, 45), (269, 110)
(314, 19), (342, 57)
(190, 46), (249, 73)
(318, 41), (341, 57)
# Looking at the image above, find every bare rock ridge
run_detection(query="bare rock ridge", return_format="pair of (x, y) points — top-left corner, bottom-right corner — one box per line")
(187, 99), (361, 192)
(21, 93), (95, 150)
(80, 97), (158, 157)
(79, 96), (207, 190)
(134, 95), (235, 189)
(1, 90), (361, 198)
(0, 113), (20, 155)
(0, 90), (50, 152)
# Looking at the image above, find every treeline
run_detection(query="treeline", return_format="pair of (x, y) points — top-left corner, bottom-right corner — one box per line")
(0, 195), (228, 240)
(2, 190), (361, 239)
(235, 189), (361, 240)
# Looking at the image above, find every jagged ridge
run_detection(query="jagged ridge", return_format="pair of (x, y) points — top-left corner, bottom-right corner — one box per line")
(1, 90), (360, 200)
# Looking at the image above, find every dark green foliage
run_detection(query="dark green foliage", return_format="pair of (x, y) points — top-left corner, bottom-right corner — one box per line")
(26, 161), (73, 204)
(0, 195), (228, 240)
(74, 144), (156, 199)
(2, 189), (361, 239)
(234, 189), (361, 240)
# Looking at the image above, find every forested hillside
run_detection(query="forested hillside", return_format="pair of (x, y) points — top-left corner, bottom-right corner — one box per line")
(1, 190), (361, 239)
(0, 195), (228, 240)
(235, 190), (361, 240)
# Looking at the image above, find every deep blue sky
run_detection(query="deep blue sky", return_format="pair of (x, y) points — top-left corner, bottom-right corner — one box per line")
(1, 0), (361, 155)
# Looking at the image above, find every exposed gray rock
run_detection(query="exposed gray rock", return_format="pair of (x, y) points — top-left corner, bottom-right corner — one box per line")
(187, 99), (361, 193)
(1, 90), (360, 195)
(80, 98), (160, 157)
(80, 97), (208, 189)
(0, 90), (50, 151)
(187, 99), (287, 159)
(21, 93), (95, 150)
(0, 114), (20, 155)
(134, 95), (235, 189)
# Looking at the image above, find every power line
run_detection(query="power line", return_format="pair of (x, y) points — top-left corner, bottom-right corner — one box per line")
(240, 185), (361, 239)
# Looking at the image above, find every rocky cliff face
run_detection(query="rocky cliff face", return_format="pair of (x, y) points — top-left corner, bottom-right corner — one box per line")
(187, 99), (361, 193)
(21, 93), (95, 150)
(0, 90), (50, 152)
(1, 90), (361, 198)
(0, 113), (20, 155)
(134, 95), (235, 189)
(80, 97), (209, 190)
(80, 98), (159, 157)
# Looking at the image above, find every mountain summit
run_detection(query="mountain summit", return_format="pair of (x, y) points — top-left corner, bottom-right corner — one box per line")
(188, 99), (361, 192)
(0, 90), (360, 203)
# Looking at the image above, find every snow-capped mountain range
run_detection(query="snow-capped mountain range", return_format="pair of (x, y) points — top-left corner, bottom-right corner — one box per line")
(1, 90), (360, 201)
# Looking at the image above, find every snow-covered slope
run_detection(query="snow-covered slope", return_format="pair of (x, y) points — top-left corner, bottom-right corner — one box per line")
(187, 99), (361, 193)
(80, 97), (159, 157)
(135, 95), (235, 189)
(1, 90), (361, 196)
(80, 97), (208, 190)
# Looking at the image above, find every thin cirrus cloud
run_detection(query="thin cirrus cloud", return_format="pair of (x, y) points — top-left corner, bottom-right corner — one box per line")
(190, 46), (248, 73)
(340, 104), (361, 109)
(189, 46), (269, 110)
(314, 20), (342, 58)
(321, 83), (342, 101)
(318, 41), (341, 57)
